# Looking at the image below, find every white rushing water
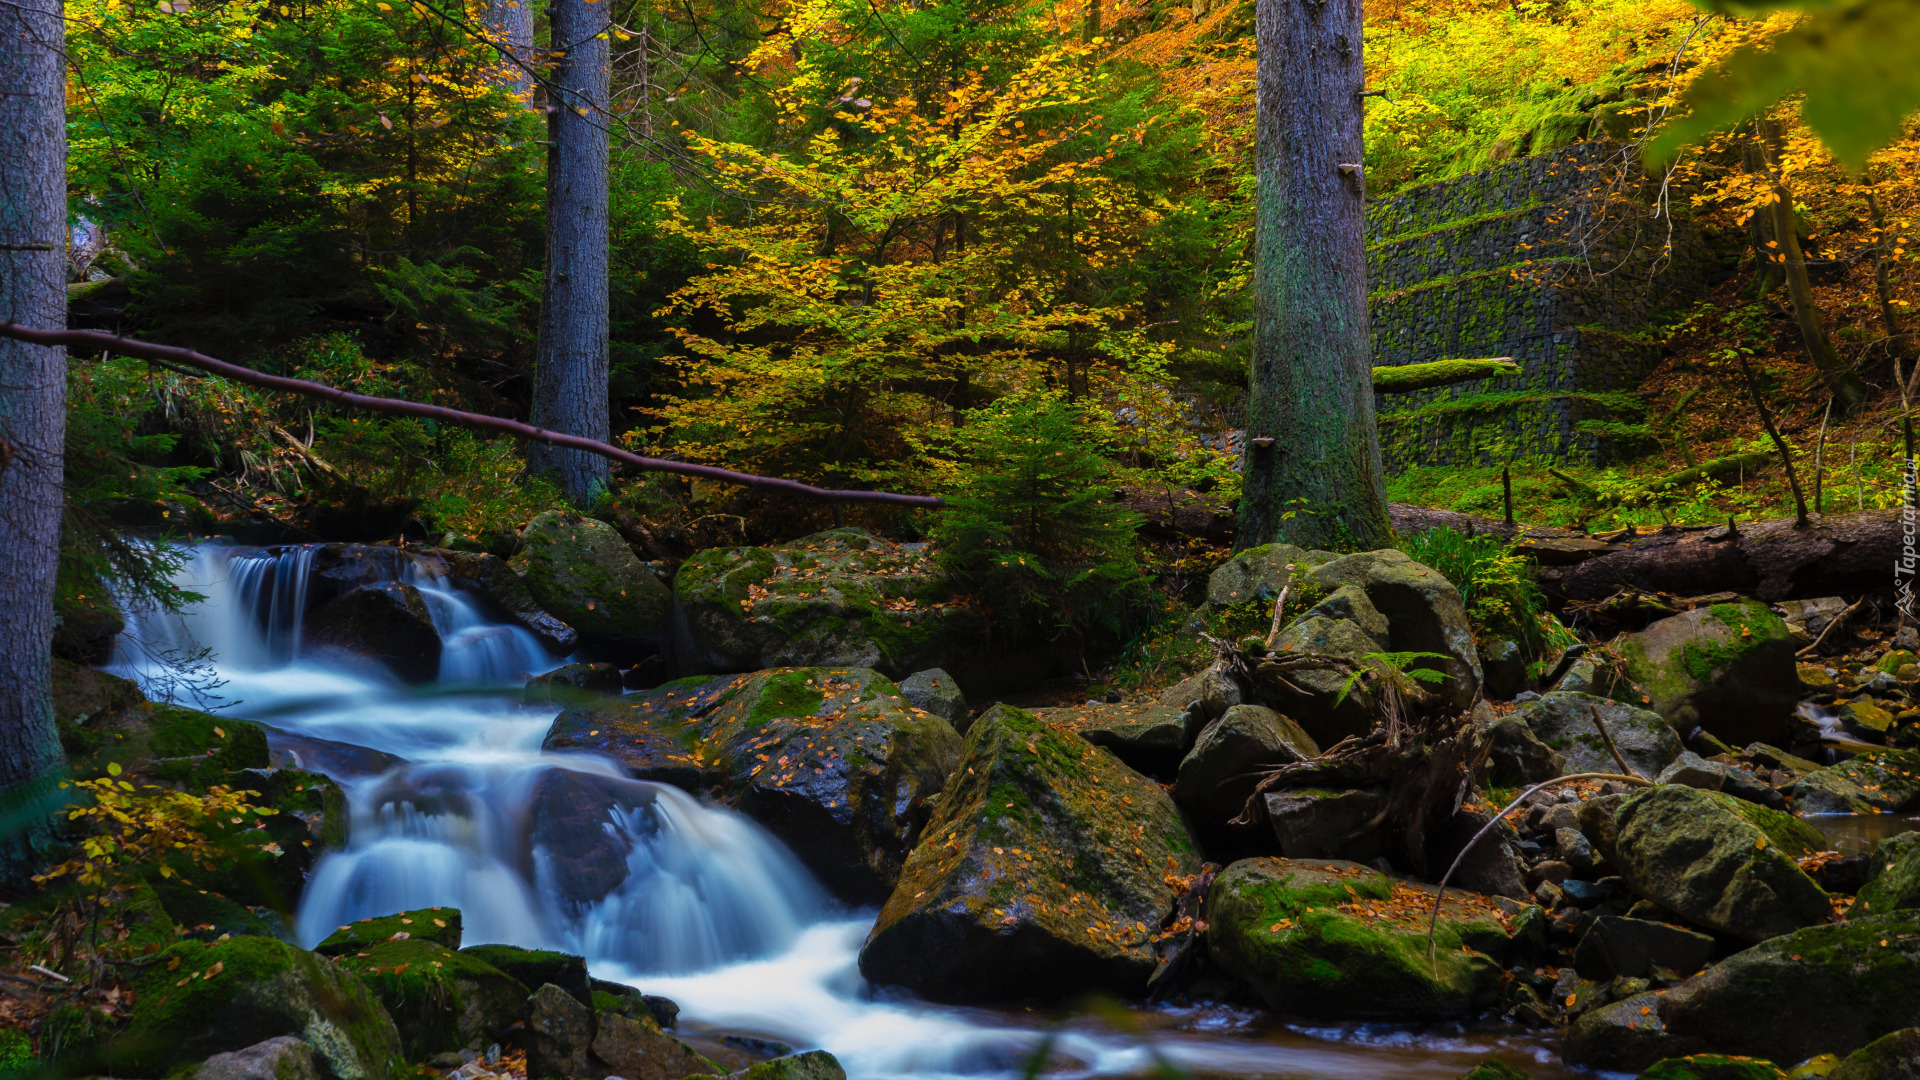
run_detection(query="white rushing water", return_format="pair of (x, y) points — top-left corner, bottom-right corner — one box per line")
(108, 542), (1579, 1080)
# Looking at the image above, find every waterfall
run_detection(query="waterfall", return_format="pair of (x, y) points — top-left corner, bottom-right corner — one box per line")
(107, 540), (1577, 1080)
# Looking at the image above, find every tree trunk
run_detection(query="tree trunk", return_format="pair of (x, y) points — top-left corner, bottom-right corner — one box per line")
(529, 0), (612, 504)
(1237, 0), (1389, 552)
(1755, 117), (1867, 409)
(0, 0), (71, 876)
(486, 0), (535, 99)
(1866, 186), (1906, 351)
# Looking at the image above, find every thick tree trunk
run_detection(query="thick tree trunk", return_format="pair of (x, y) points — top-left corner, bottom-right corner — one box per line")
(529, 0), (613, 503)
(485, 0), (534, 99)
(1238, 0), (1390, 552)
(0, 0), (71, 875)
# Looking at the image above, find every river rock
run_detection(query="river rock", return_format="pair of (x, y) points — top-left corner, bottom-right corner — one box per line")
(511, 511), (671, 659)
(1481, 638), (1529, 701)
(524, 768), (666, 906)
(426, 548), (577, 652)
(265, 728), (407, 779)
(304, 581), (442, 683)
(461, 946), (590, 1008)
(1785, 749), (1920, 814)
(1612, 785), (1829, 942)
(1855, 832), (1920, 915)
(898, 669), (968, 728)
(1310, 548), (1483, 712)
(1155, 664), (1242, 722)
(117, 936), (403, 1080)
(528, 983), (596, 1078)
(1427, 808), (1529, 900)
(1572, 916), (1715, 980)
(337, 938), (527, 1059)
(1575, 793), (1629, 865)
(316, 907), (463, 955)
(525, 663), (625, 704)
(1831, 1028), (1920, 1079)
(1173, 705), (1319, 824)
(859, 704), (1202, 1002)
(1206, 858), (1509, 1018)
(1655, 752), (1788, 810)
(1204, 544), (1314, 609)
(1264, 788), (1387, 861)
(546, 668), (964, 902)
(704, 1051), (847, 1080)
(1516, 693), (1682, 779)
(1033, 701), (1197, 778)
(1482, 712), (1565, 786)
(194, 1036), (321, 1080)
(1459, 1063), (1533, 1080)
(1613, 602), (1800, 747)
(590, 1011), (717, 1080)
(1635, 1055), (1786, 1080)
(1265, 585), (1391, 745)
(670, 529), (1001, 690)
(1565, 991), (1710, 1072)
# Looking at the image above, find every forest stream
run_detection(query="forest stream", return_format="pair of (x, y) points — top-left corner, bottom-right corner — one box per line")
(102, 542), (1595, 1080)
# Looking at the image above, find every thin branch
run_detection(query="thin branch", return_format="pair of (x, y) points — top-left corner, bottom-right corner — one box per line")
(0, 323), (943, 508)
(1589, 704), (1643, 780)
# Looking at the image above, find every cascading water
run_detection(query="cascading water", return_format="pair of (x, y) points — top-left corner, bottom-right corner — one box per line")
(110, 541), (1581, 1080)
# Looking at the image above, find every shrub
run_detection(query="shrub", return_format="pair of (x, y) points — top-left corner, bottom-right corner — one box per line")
(1400, 527), (1565, 655)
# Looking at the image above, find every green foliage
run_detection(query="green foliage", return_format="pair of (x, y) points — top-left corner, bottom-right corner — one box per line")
(931, 392), (1146, 643)
(1334, 651), (1453, 708)
(1400, 527), (1557, 654)
(1653, 0), (1920, 172)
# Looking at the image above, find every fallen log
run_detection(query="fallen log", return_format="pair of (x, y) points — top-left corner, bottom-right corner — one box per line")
(1642, 450), (1773, 494)
(1372, 357), (1520, 395)
(1537, 509), (1905, 603)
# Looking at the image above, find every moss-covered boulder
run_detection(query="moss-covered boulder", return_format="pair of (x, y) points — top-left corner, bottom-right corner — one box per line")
(1517, 692), (1682, 779)
(1204, 544), (1314, 609)
(333, 937), (526, 1059)
(459, 945), (590, 1006)
(150, 879), (283, 940)
(1459, 1062), (1533, 1080)
(511, 510), (671, 658)
(590, 1009), (717, 1080)
(1309, 548), (1483, 713)
(1637, 1055), (1785, 1080)
(1830, 1028), (1920, 1079)
(708, 1051), (847, 1080)
(1206, 857), (1510, 1019)
(1647, 915), (1920, 1066)
(1172, 705), (1318, 824)
(116, 936), (402, 1080)
(1031, 700), (1198, 778)
(304, 581), (442, 683)
(546, 668), (963, 901)
(1854, 832), (1920, 916)
(1565, 991), (1709, 1073)
(1786, 750), (1920, 815)
(1614, 603), (1800, 747)
(194, 1034), (321, 1080)
(1613, 785), (1829, 942)
(858, 704), (1201, 1002)
(1266, 585), (1392, 746)
(669, 529), (1005, 691)
(315, 908), (462, 955)
(52, 660), (271, 786)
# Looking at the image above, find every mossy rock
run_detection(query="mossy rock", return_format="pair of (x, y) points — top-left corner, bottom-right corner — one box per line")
(334, 938), (525, 1059)
(116, 936), (402, 1080)
(548, 667), (964, 902)
(1614, 785), (1829, 943)
(1460, 1063), (1533, 1080)
(1878, 652), (1920, 676)
(149, 879), (283, 940)
(457, 944), (589, 1007)
(670, 530), (1007, 693)
(1614, 603), (1800, 747)
(1855, 832), (1920, 916)
(1206, 857), (1510, 1019)
(316, 908), (462, 955)
(510, 510), (670, 656)
(1787, 750), (1920, 815)
(1518, 692), (1683, 779)
(714, 1051), (847, 1080)
(1830, 1028), (1920, 1079)
(1638, 1055), (1786, 1079)
(51, 658), (271, 787)
(859, 704), (1201, 1002)
(1032, 700), (1199, 778)
(1204, 544), (1314, 609)
(101, 883), (178, 956)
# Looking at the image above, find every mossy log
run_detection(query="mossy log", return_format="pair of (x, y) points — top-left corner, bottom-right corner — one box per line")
(1643, 451), (1773, 493)
(1372, 358), (1520, 395)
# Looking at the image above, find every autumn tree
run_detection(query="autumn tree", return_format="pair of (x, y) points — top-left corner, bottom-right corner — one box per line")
(1237, 0), (1390, 551)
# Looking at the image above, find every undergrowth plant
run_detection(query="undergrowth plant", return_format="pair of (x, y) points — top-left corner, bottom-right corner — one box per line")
(1400, 527), (1567, 656)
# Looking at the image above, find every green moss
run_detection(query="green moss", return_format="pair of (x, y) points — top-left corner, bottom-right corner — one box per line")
(317, 908), (462, 955)
(1637, 1054), (1784, 1080)
(458, 944), (587, 1003)
(1368, 199), (1541, 249)
(340, 938), (525, 1059)
(1673, 603), (1779, 682)
(1459, 1061), (1533, 1080)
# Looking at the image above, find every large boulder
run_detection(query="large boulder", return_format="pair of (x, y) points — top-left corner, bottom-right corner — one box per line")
(1613, 602), (1800, 747)
(1516, 693), (1683, 779)
(1831, 1028), (1920, 1080)
(1203, 544), (1314, 610)
(1264, 788), (1387, 861)
(315, 907), (463, 955)
(194, 1037), (321, 1080)
(1155, 664), (1243, 723)
(858, 704), (1202, 1002)
(524, 768), (666, 908)
(116, 936), (402, 1080)
(335, 938), (527, 1059)
(1786, 749), (1920, 814)
(1310, 548), (1483, 712)
(1265, 585), (1392, 745)
(1568, 915), (1920, 1071)
(1172, 705), (1318, 824)
(304, 581), (442, 683)
(1856, 832), (1920, 915)
(898, 669), (968, 728)
(1206, 858), (1509, 1019)
(511, 511), (671, 659)
(424, 548), (577, 652)
(669, 529), (1009, 691)
(1571, 916), (1715, 980)
(1033, 701), (1199, 778)
(1480, 711), (1565, 786)
(1612, 785), (1830, 943)
(545, 668), (963, 902)
(590, 1010), (716, 1080)
(460, 946), (589, 1008)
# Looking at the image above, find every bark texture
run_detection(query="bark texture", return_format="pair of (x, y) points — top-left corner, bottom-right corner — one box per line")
(1755, 118), (1866, 408)
(1238, 0), (1389, 552)
(484, 0), (534, 99)
(0, 0), (71, 867)
(529, 0), (612, 503)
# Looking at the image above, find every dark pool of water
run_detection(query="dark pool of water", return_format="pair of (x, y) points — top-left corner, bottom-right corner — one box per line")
(1806, 814), (1920, 855)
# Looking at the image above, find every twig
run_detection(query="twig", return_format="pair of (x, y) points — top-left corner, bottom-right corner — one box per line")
(0, 323), (944, 508)
(1590, 705), (1644, 780)
(1797, 595), (1867, 657)
(1732, 351), (1810, 527)
(1263, 572), (1294, 650)
(1425, 772), (1654, 961)
(1814, 397), (1832, 515)
(28, 965), (69, 983)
